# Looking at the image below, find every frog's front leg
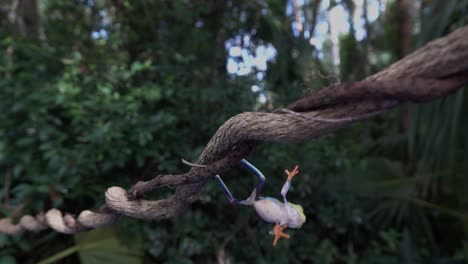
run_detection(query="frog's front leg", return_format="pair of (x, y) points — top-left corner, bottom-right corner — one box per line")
(270, 165), (300, 246)
(280, 165), (299, 203)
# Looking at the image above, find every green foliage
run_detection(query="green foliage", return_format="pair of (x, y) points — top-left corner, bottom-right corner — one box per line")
(339, 29), (361, 81)
(0, 0), (467, 263)
(38, 228), (143, 264)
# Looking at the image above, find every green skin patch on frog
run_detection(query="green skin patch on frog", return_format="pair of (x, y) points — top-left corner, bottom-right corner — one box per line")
(215, 159), (306, 246)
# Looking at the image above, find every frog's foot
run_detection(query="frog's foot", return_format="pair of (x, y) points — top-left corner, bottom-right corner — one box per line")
(272, 222), (290, 246)
(285, 165), (299, 182)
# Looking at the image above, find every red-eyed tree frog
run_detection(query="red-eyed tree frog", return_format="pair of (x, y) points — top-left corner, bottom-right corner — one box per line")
(215, 159), (306, 246)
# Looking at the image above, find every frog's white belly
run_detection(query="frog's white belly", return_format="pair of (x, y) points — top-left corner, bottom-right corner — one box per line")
(252, 197), (305, 228)
(253, 198), (289, 226)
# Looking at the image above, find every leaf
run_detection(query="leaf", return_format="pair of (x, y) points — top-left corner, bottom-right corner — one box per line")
(326, 157), (413, 197)
(38, 227), (143, 264)
(400, 228), (415, 264)
(0, 256), (15, 264)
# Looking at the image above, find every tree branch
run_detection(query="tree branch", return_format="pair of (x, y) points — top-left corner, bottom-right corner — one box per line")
(1, 26), (468, 235)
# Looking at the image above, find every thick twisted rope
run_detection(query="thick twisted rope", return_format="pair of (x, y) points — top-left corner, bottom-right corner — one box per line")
(1, 25), (468, 235)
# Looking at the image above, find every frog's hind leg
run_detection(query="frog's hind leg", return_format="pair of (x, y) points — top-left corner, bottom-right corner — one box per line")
(272, 222), (290, 246)
(241, 159), (266, 200)
(215, 159), (267, 205)
(215, 175), (238, 204)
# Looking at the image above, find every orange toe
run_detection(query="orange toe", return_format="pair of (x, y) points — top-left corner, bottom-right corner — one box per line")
(272, 223), (290, 246)
(286, 165), (300, 181)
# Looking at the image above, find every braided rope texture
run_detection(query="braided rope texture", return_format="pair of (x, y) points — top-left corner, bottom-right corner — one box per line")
(1, 26), (468, 235)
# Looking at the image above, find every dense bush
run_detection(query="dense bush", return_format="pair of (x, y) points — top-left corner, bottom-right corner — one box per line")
(0, 0), (467, 263)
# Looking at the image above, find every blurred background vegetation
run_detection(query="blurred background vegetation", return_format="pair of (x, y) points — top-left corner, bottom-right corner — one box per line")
(0, 0), (467, 263)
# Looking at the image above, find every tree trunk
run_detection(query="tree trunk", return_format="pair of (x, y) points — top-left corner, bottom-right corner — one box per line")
(14, 0), (39, 38)
(396, 0), (412, 149)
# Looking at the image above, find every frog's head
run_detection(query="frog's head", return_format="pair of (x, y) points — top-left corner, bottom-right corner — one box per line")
(287, 203), (306, 228)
